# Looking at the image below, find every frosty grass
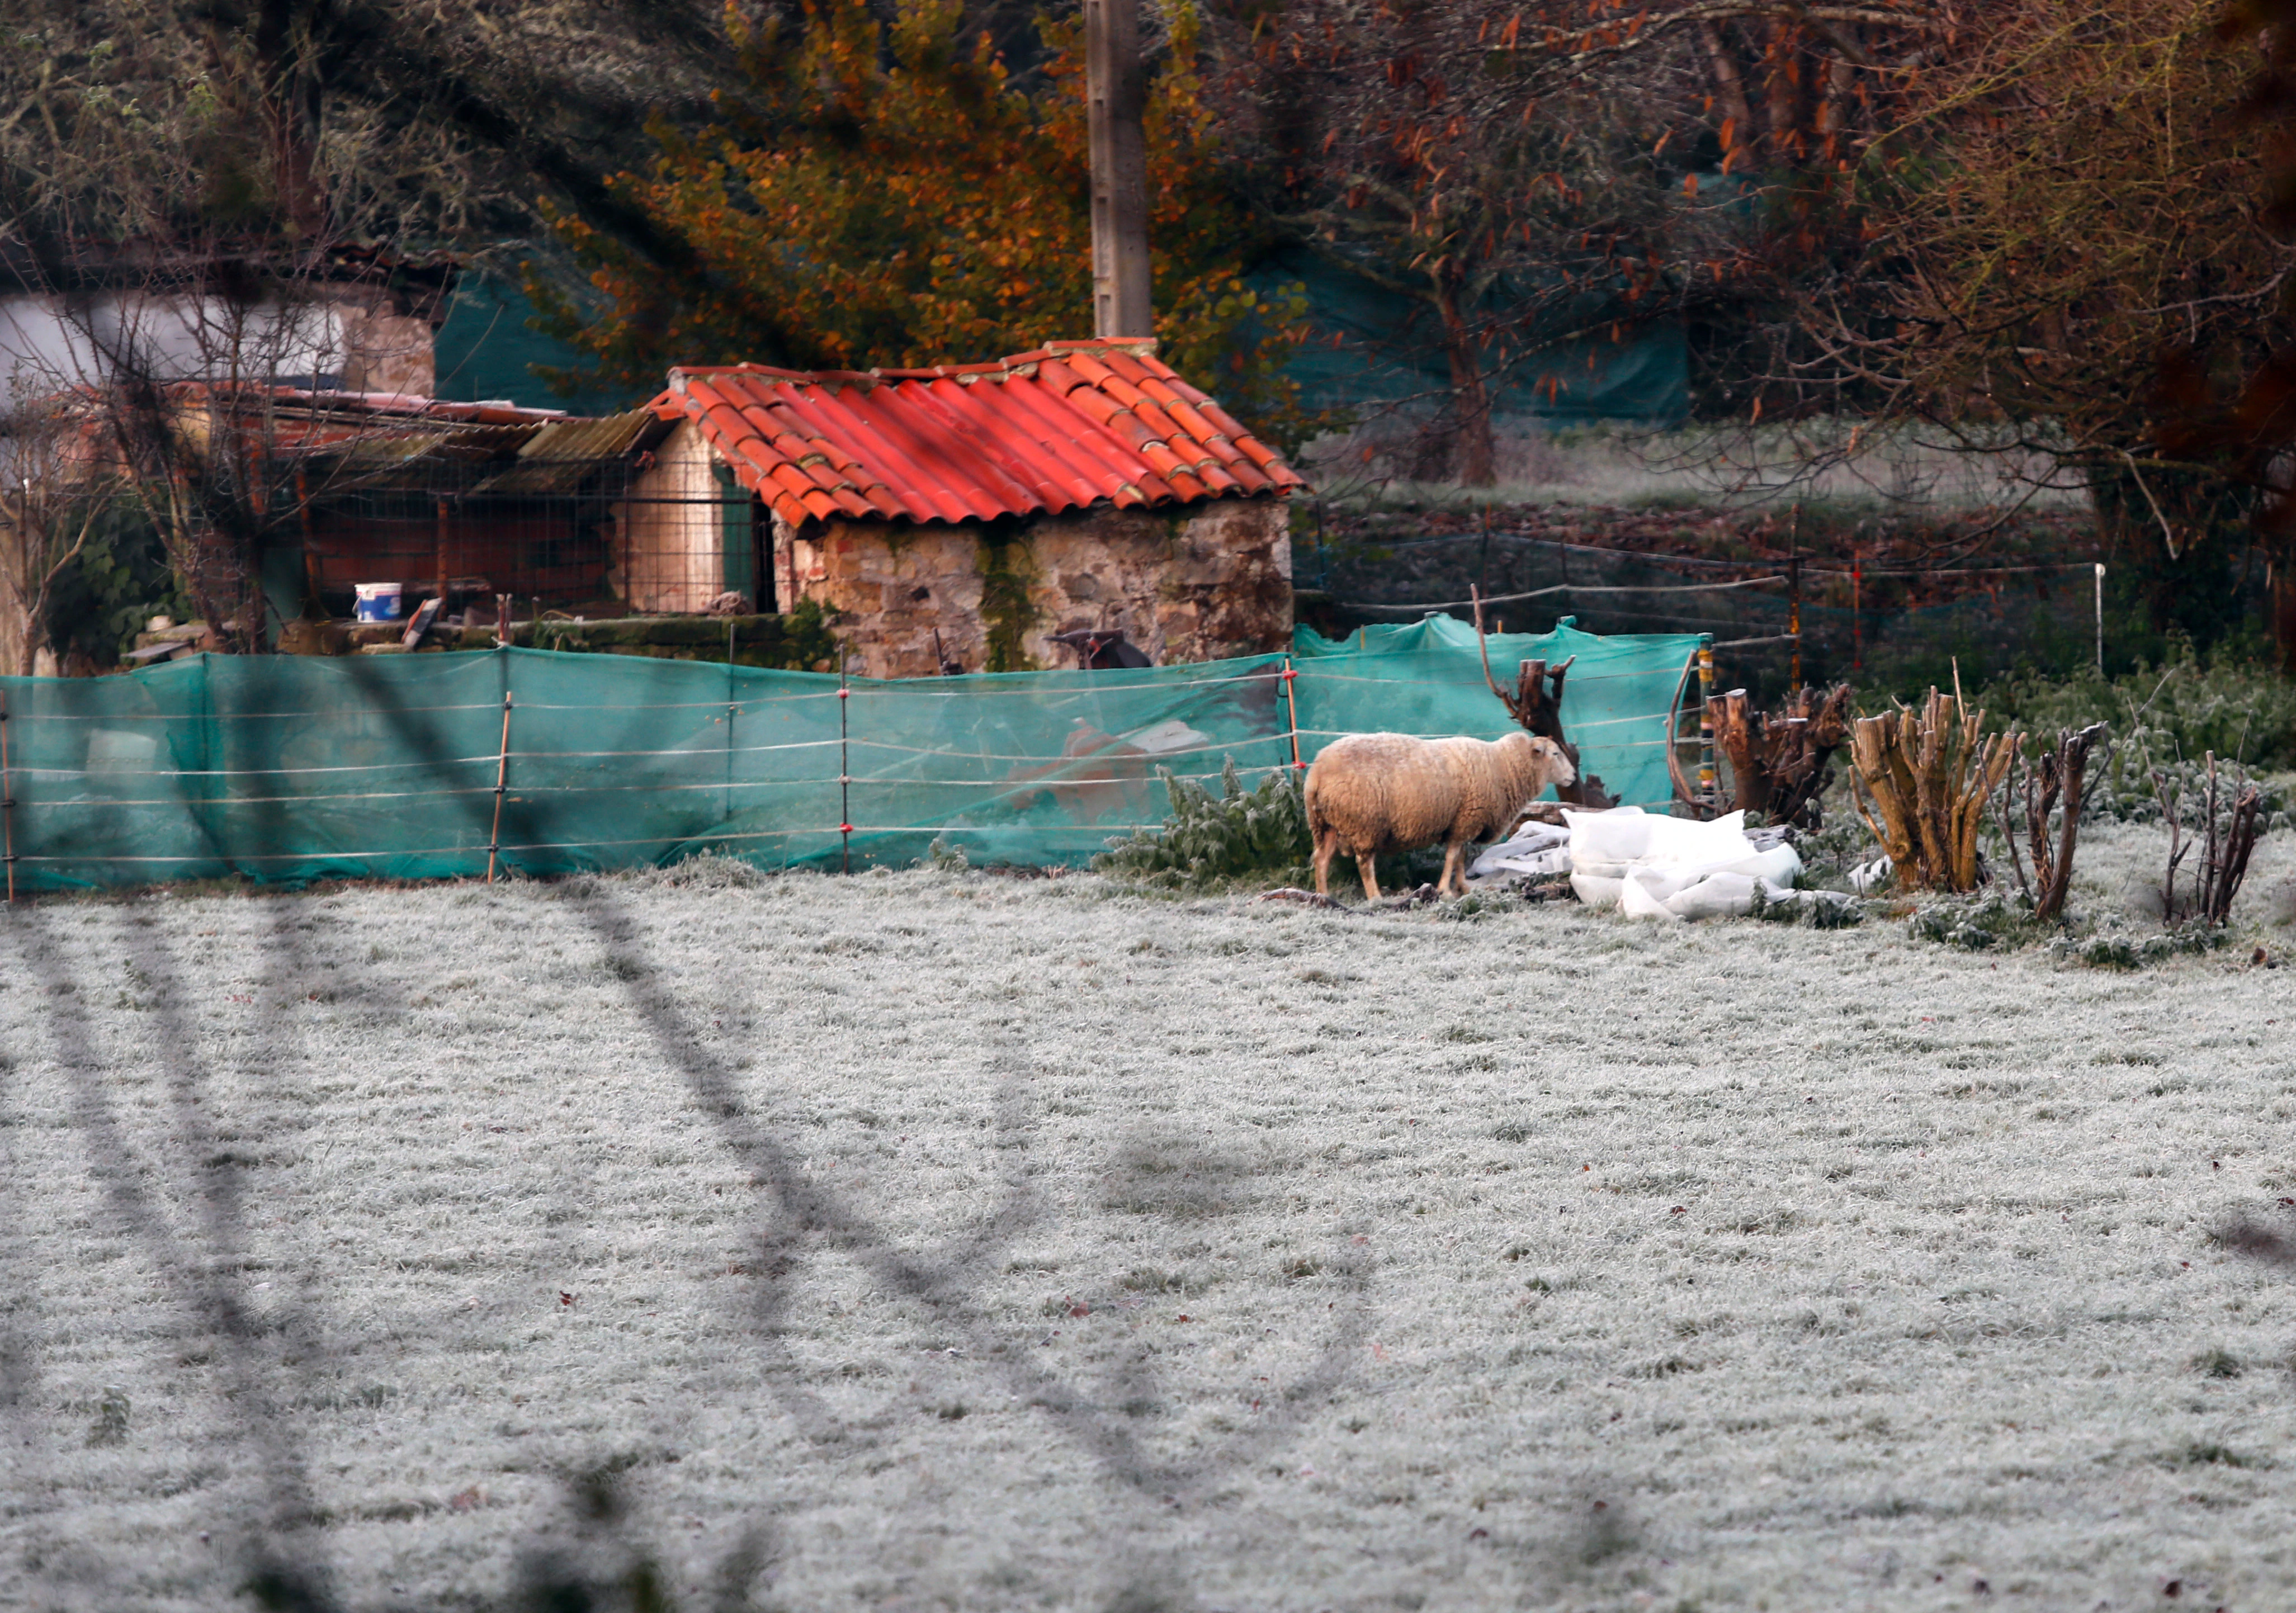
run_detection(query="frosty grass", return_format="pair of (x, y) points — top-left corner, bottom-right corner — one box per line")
(4, 822), (2295, 1612)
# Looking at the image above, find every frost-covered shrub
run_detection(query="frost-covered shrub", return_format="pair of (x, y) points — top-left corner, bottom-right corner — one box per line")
(2089, 745), (2290, 829)
(1786, 804), (1872, 887)
(1910, 891), (2034, 950)
(1094, 758), (1313, 889)
(1749, 883), (1864, 928)
(1910, 888), (2229, 966)
(625, 852), (768, 891)
(2045, 927), (2228, 969)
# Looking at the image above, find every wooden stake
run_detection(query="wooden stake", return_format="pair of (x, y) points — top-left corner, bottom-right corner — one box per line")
(1282, 656), (1303, 772)
(486, 691), (512, 884)
(1697, 640), (1716, 810)
(295, 467), (322, 611)
(839, 656), (852, 875)
(1851, 554), (1863, 671)
(433, 496), (450, 616)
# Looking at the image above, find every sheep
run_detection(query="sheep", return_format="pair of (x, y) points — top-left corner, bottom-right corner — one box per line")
(1305, 730), (1576, 901)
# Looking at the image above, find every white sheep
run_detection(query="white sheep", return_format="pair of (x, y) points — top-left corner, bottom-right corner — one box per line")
(1306, 731), (1576, 901)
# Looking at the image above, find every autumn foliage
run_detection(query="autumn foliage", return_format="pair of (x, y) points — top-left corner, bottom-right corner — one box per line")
(532, 0), (1310, 442)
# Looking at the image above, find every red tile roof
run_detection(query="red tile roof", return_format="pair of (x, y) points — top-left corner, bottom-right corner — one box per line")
(648, 339), (1306, 528)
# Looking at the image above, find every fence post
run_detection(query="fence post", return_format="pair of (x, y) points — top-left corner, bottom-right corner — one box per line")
(1788, 555), (1803, 690)
(2094, 562), (2106, 675)
(1282, 656), (1303, 773)
(1697, 639), (1716, 810)
(487, 689), (512, 884)
(725, 625), (738, 831)
(838, 656), (852, 874)
(433, 495), (451, 613)
(1, 693), (13, 905)
(1851, 554), (1863, 673)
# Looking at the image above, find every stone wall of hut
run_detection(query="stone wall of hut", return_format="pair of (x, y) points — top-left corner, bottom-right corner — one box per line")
(769, 498), (1292, 678)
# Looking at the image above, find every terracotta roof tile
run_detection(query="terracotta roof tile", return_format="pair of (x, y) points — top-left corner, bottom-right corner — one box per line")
(653, 340), (1304, 528)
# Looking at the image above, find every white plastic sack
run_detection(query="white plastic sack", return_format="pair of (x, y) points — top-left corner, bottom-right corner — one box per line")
(1620, 867), (1802, 922)
(1564, 805), (1806, 919)
(1569, 872), (1626, 908)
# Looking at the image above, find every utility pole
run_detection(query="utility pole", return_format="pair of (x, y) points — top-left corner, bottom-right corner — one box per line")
(1085, 0), (1152, 339)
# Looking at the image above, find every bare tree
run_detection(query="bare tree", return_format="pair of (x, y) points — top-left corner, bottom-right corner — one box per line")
(1783, 0), (2296, 646)
(1206, 0), (1941, 484)
(0, 401), (111, 674)
(2155, 753), (2266, 926)
(1995, 722), (2110, 923)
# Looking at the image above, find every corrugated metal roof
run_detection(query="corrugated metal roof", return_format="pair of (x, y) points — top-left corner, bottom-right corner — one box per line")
(476, 409), (664, 494)
(648, 339), (1306, 528)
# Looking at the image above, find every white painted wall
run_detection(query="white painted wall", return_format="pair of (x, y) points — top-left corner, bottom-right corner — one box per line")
(0, 286), (434, 408)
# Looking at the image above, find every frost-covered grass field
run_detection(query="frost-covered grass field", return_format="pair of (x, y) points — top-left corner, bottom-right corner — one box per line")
(3, 824), (2295, 1613)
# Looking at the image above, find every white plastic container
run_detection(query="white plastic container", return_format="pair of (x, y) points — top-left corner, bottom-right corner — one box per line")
(353, 582), (404, 622)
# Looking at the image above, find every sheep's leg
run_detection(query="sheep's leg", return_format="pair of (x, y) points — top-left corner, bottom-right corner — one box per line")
(1439, 842), (1464, 897)
(1357, 852), (1381, 902)
(1312, 832), (1337, 897)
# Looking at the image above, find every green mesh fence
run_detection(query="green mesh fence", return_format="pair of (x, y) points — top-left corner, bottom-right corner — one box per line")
(0, 626), (1699, 891)
(1292, 616), (1703, 809)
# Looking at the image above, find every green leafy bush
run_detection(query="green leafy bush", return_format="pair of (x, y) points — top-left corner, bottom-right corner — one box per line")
(44, 508), (191, 668)
(1977, 649), (2296, 824)
(1093, 758), (1312, 889)
(1981, 650), (2296, 764)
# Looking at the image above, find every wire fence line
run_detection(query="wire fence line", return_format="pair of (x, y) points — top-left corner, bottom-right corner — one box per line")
(1305, 524), (2120, 698)
(0, 630), (1699, 891)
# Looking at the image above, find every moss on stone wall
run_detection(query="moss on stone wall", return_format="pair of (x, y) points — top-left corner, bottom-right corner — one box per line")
(977, 536), (1039, 673)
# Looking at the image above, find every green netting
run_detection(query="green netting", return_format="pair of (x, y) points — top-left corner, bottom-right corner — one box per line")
(0, 625), (1697, 891)
(1293, 616), (1703, 809)
(1251, 248), (1691, 424)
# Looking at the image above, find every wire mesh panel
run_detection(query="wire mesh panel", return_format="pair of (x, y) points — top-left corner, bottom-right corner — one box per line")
(1291, 616), (1702, 807)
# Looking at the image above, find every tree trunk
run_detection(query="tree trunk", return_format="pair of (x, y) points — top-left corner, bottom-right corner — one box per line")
(1699, 22), (1753, 168)
(1999, 722), (2107, 921)
(2085, 460), (2256, 649)
(1435, 283), (1496, 489)
(252, 0), (329, 239)
(1708, 683), (1852, 827)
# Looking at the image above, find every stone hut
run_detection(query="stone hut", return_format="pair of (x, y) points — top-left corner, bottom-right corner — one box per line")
(632, 339), (1305, 677)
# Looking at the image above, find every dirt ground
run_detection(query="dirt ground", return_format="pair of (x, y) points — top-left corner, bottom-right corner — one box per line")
(2, 824), (2294, 1612)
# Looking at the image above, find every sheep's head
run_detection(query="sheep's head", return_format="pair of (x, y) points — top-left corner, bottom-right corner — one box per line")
(1529, 733), (1575, 787)
(1497, 730), (1576, 794)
